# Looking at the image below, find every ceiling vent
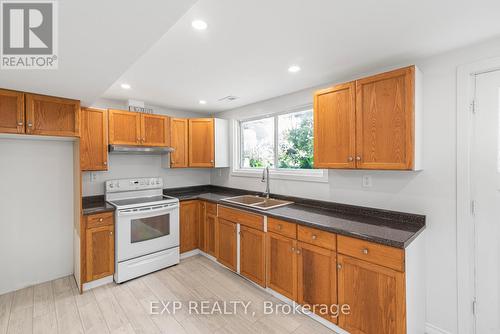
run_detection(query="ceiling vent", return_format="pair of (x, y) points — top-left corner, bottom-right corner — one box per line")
(218, 95), (239, 102)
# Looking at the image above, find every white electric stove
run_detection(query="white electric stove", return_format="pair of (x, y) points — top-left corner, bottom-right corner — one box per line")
(105, 177), (179, 283)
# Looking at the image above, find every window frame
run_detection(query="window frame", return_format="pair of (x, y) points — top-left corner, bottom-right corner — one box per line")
(232, 105), (328, 183)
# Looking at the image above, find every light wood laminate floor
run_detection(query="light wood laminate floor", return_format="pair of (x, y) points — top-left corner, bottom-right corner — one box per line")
(0, 255), (338, 334)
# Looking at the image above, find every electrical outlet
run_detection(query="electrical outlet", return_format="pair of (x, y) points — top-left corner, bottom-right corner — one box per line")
(362, 175), (372, 188)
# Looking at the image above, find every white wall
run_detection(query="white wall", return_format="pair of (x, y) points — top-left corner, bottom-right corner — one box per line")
(82, 99), (212, 196)
(0, 137), (74, 295)
(210, 36), (500, 334)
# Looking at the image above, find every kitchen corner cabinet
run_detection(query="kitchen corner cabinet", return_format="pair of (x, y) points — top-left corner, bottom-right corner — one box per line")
(216, 218), (237, 271)
(0, 89), (25, 134)
(108, 109), (170, 147)
(188, 118), (229, 168)
(25, 93), (80, 137)
(83, 212), (115, 283)
(314, 65), (422, 170)
(80, 108), (108, 171)
(180, 200), (199, 253)
(170, 118), (189, 167)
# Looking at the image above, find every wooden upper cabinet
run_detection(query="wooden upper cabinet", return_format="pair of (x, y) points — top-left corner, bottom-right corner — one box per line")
(240, 225), (266, 287)
(266, 232), (297, 300)
(180, 200), (199, 254)
(356, 66), (416, 170)
(142, 114), (170, 146)
(85, 224), (114, 282)
(170, 118), (189, 167)
(216, 218), (237, 271)
(80, 108), (108, 171)
(314, 82), (356, 169)
(0, 89), (25, 134)
(189, 118), (214, 167)
(108, 109), (141, 145)
(297, 241), (338, 323)
(25, 93), (80, 137)
(338, 254), (406, 334)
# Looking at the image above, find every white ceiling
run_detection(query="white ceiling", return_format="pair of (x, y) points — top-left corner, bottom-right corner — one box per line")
(103, 0), (500, 113)
(0, 0), (196, 105)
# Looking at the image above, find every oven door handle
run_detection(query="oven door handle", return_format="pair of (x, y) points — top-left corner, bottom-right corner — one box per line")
(118, 203), (178, 216)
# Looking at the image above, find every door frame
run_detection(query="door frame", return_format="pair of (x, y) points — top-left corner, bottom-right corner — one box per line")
(457, 56), (500, 334)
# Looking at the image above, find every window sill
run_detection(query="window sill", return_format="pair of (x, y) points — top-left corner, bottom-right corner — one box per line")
(231, 168), (329, 183)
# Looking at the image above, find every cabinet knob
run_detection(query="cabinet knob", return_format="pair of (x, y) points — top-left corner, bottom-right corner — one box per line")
(27, 123), (33, 127)
(362, 248), (369, 255)
(296, 249), (301, 255)
(110, 231), (113, 236)
(137, 138), (140, 142)
(103, 161), (107, 165)
(356, 156), (361, 161)
(311, 235), (317, 240)
(142, 138), (145, 142)
(348, 156), (353, 162)
(99, 218), (103, 222)
(17, 122), (23, 126)
(210, 160), (214, 163)
(337, 263), (342, 270)
(277, 224), (282, 230)
(291, 247), (295, 252)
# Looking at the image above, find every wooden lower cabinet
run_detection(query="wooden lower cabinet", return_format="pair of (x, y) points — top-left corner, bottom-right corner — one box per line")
(206, 213), (217, 257)
(297, 241), (338, 323)
(180, 201), (199, 253)
(240, 225), (266, 287)
(216, 218), (237, 271)
(84, 217), (115, 282)
(266, 232), (297, 300)
(338, 254), (406, 334)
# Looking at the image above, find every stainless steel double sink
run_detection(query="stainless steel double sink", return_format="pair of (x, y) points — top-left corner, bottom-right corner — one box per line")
(221, 195), (293, 210)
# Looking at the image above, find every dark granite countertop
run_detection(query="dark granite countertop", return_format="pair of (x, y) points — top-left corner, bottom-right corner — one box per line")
(164, 185), (425, 249)
(82, 195), (115, 216)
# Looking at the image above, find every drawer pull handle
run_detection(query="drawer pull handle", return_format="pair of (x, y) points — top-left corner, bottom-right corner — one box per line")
(311, 235), (317, 240)
(362, 248), (369, 255)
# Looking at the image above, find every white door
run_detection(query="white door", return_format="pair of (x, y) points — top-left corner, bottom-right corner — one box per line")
(472, 70), (500, 334)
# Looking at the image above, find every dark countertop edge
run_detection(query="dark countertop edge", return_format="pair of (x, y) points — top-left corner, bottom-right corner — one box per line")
(163, 185), (426, 249)
(82, 195), (115, 216)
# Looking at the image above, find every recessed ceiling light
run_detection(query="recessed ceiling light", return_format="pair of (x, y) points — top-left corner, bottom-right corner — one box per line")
(288, 65), (301, 73)
(192, 20), (208, 30)
(120, 83), (131, 89)
(199, 100), (207, 105)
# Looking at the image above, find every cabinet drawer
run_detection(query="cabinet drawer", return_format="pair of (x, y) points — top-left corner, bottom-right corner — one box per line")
(86, 212), (114, 229)
(337, 235), (405, 272)
(206, 202), (217, 216)
(267, 218), (296, 239)
(297, 225), (336, 250)
(218, 206), (264, 231)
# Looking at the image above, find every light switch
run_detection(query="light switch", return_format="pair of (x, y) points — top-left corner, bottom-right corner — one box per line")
(362, 175), (373, 188)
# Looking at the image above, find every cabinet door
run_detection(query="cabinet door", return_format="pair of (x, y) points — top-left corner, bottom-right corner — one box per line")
(216, 218), (237, 271)
(108, 109), (141, 145)
(80, 108), (108, 171)
(0, 89), (24, 134)
(188, 118), (214, 167)
(170, 118), (188, 167)
(240, 225), (266, 287)
(266, 232), (297, 300)
(141, 114), (170, 146)
(338, 254), (406, 334)
(314, 82), (356, 168)
(25, 93), (80, 137)
(199, 201), (207, 252)
(297, 241), (337, 323)
(180, 201), (199, 253)
(355, 66), (414, 170)
(86, 225), (114, 282)
(206, 214), (217, 257)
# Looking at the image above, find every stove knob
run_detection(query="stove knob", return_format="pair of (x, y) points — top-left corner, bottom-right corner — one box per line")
(109, 183), (114, 188)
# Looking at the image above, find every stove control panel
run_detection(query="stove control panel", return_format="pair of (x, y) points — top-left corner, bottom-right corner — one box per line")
(106, 177), (163, 192)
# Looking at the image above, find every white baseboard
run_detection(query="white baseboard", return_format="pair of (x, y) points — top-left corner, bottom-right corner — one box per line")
(82, 275), (113, 291)
(180, 249), (201, 259)
(426, 323), (453, 334)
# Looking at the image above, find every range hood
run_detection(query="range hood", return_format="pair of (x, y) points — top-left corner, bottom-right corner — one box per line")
(108, 145), (174, 154)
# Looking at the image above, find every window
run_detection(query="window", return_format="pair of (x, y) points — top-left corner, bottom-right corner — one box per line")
(239, 108), (317, 171)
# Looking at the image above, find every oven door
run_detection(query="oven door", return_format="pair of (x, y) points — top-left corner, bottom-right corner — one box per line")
(116, 202), (179, 262)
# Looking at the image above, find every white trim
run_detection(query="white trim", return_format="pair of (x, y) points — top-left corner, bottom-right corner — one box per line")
(82, 275), (113, 292)
(425, 323), (453, 334)
(456, 56), (500, 334)
(180, 249), (201, 259)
